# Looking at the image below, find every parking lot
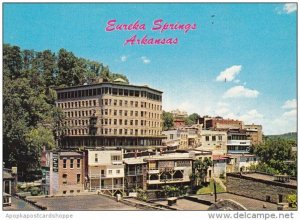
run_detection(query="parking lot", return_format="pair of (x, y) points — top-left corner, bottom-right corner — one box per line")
(28, 194), (141, 211)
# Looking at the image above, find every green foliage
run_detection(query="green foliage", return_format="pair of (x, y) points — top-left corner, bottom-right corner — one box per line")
(3, 43), (129, 176)
(286, 194), (297, 208)
(185, 113), (200, 126)
(161, 185), (189, 197)
(196, 181), (226, 195)
(266, 132), (297, 142)
(162, 111), (174, 130)
(254, 138), (297, 176)
(29, 187), (41, 196)
(192, 157), (213, 186)
(137, 188), (148, 201)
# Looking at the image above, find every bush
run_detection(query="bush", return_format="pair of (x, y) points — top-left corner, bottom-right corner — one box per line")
(286, 194), (297, 208)
(30, 187), (40, 196)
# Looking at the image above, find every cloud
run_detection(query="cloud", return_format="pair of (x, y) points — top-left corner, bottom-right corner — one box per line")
(282, 109), (297, 118)
(238, 109), (264, 123)
(276, 3), (297, 14)
(216, 65), (242, 82)
(283, 3), (297, 14)
(214, 102), (230, 116)
(223, 85), (259, 98)
(141, 56), (151, 64)
(282, 99), (296, 109)
(120, 55), (128, 62)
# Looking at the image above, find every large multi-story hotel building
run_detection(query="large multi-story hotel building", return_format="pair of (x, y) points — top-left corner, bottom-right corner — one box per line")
(55, 80), (164, 150)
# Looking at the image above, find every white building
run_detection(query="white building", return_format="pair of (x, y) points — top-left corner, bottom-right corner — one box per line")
(87, 149), (125, 196)
(199, 130), (227, 155)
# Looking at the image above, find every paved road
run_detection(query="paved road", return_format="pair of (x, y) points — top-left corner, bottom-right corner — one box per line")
(3, 197), (39, 211)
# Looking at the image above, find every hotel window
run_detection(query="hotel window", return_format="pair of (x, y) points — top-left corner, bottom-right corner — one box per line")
(205, 136), (209, 141)
(135, 120), (138, 126)
(77, 174), (81, 184)
(119, 100), (123, 106)
(119, 110), (122, 116)
(135, 111), (138, 117)
(108, 170), (112, 174)
(130, 111), (133, 116)
(125, 129), (128, 135)
(119, 119), (123, 125)
(125, 120), (128, 125)
(124, 111), (128, 116)
(130, 120), (133, 125)
(77, 159), (80, 168)
(63, 159), (67, 168)
(130, 101), (134, 106)
(93, 100), (96, 106)
(114, 110), (117, 116)
(119, 129), (123, 135)
(95, 154), (98, 162)
(114, 119), (117, 125)
(218, 135), (222, 141)
(125, 100), (128, 106)
(212, 136), (216, 141)
(114, 129), (117, 135)
(116, 170), (120, 174)
(135, 101), (138, 107)
(70, 159), (74, 168)
(114, 100), (117, 106)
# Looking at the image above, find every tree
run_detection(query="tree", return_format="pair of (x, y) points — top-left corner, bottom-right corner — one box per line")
(191, 157), (213, 187)
(3, 44), (130, 176)
(254, 138), (297, 176)
(162, 111), (174, 130)
(185, 113), (200, 126)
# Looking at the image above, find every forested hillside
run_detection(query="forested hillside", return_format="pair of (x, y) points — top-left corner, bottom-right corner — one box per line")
(3, 44), (128, 174)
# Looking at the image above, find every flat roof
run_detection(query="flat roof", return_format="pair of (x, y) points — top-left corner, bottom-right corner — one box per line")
(237, 172), (297, 187)
(143, 153), (193, 161)
(55, 82), (163, 94)
(59, 152), (83, 157)
(123, 157), (147, 165)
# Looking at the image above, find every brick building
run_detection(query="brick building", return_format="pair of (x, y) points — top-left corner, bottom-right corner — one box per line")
(199, 116), (243, 130)
(55, 80), (165, 151)
(243, 124), (263, 146)
(49, 151), (85, 196)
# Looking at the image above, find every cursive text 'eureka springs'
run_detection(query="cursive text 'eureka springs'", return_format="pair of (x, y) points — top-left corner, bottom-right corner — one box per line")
(105, 19), (197, 34)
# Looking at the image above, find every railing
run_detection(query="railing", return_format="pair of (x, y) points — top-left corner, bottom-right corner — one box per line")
(90, 174), (106, 178)
(126, 171), (143, 176)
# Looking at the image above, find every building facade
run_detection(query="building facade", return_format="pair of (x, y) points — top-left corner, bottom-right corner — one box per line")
(55, 81), (164, 150)
(199, 130), (227, 155)
(243, 124), (263, 146)
(49, 151), (85, 196)
(227, 172), (297, 205)
(199, 116), (243, 130)
(86, 149), (125, 196)
(227, 129), (251, 154)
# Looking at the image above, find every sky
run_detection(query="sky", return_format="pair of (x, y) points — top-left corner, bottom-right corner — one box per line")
(3, 3), (297, 135)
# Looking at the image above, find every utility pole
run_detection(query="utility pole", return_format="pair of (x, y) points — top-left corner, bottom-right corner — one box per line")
(213, 178), (217, 202)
